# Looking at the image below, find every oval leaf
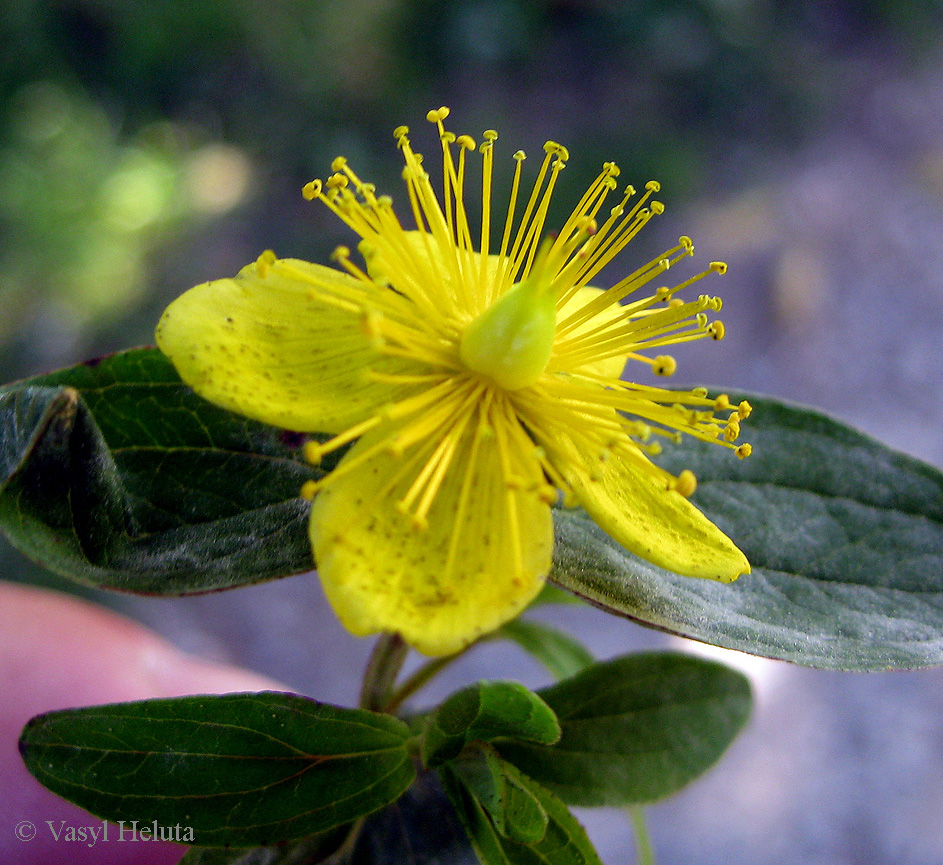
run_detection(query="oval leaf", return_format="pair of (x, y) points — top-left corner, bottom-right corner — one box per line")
(18, 692), (416, 847)
(447, 745), (548, 844)
(442, 759), (602, 865)
(0, 348), (324, 593)
(494, 619), (595, 681)
(498, 653), (751, 806)
(422, 681), (560, 768)
(552, 392), (943, 670)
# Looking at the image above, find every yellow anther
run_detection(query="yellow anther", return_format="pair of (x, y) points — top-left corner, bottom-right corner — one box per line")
(656, 285), (671, 299)
(646, 180), (662, 192)
(256, 249), (276, 278)
(624, 184), (636, 197)
(672, 469), (697, 497)
(669, 298), (684, 309)
(714, 394), (731, 411)
(440, 131), (456, 144)
(603, 161), (621, 177)
(724, 421), (740, 442)
(426, 106), (450, 123)
(393, 125), (409, 139)
(736, 443), (753, 459)
(483, 129), (498, 141)
(331, 245), (351, 262)
(456, 134), (476, 150)
(327, 173), (348, 189)
(679, 235), (694, 252)
(708, 321), (726, 340)
(513, 150), (526, 161)
(710, 261), (728, 274)
(300, 480), (319, 500)
(604, 177), (619, 191)
(331, 156), (347, 172)
(303, 441), (322, 466)
(302, 179), (322, 200)
(696, 312), (709, 327)
(538, 484), (558, 504)
(650, 201), (665, 215)
(652, 355), (677, 377)
(738, 400), (753, 419)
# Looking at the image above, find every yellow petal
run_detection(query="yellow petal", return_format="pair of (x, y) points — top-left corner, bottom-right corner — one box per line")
(156, 258), (413, 433)
(309, 419), (553, 656)
(551, 435), (749, 581)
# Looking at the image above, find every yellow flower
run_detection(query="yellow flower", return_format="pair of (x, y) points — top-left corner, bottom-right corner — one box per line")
(156, 107), (752, 656)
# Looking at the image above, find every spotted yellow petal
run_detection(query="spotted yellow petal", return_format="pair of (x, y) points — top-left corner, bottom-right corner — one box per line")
(309, 419), (553, 656)
(547, 432), (749, 581)
(156, 257), (416, 433)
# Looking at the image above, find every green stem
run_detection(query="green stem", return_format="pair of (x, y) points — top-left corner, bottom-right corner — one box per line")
(628, 806), (655, 865)
(359, 632), (409, 712)
(385, 637), (488, 714)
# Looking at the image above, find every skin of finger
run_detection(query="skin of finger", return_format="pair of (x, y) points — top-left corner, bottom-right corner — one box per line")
(0, 582), (283, 865)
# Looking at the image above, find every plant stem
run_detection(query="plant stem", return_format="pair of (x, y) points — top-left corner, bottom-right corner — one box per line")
(359, 632), (409, 712)
(628, 806), (655, 865)
(384, 653), (461, 714)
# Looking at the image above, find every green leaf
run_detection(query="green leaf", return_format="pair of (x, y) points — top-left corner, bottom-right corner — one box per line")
(552, 391), (943, 670)
(422, 681), (561, 768)
(497, 653), (751, 806)
(495, 619), (595, 681)
(0, 347), (324, 593)
(442, 757), (602, 865)
(18, 692), (416, 847)
(448, 745), (548, 844)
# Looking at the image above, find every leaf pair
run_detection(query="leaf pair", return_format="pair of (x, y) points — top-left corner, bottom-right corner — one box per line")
(3, 348), (943, 670)
(19, 652), (750, 862)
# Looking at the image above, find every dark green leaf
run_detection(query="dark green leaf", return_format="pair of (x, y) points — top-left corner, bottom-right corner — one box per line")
(448, 745), (548, 844)
(19, 692), (416, 847)
(495, 620), (594, 681)
(498, 653), (751, 806)
(442, 758), (602, 865)
(0, 348), (324, 593)
(422, 681), (560, 768)
(552, 391), (943, 670)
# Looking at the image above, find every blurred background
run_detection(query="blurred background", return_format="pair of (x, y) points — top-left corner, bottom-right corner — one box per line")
(3, 1), (943, 863)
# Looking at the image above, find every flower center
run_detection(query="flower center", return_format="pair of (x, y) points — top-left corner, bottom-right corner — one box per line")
(459, 241), (557, 390)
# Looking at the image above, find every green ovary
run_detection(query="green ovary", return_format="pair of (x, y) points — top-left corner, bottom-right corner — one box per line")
(459, 273), (557, 390)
